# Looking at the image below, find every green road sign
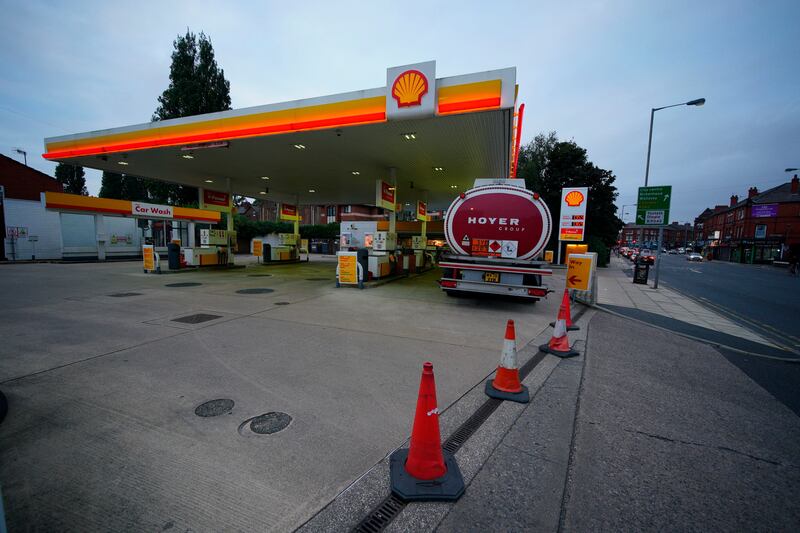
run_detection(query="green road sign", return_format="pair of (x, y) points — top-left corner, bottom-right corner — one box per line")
(636, 185), (672, 226)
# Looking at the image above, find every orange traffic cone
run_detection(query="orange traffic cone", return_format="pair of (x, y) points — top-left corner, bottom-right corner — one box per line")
(540, 313), (579, 358)
(549, 288), (579, 331)
(390, 362), (465, 501)
(485, 320), (530, 403)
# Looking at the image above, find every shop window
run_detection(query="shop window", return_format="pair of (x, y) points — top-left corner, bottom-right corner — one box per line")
(343, 205), (352, 214)
(326, 206), (336, 217)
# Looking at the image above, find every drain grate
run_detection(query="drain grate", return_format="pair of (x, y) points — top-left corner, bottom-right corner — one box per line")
(442, 398), (502, 454)
(352, 494), (406, 533)
(236, 288), (274, 295)
(247, 274), (273, 277)
(195, 398), (235, 417)
(274, 301), (291, 306)
(352, 338), (561, 531)
(172, 313), (222, 324)
(165, 282), (202, 288)
(249, 412), (292, 434)
(108, 292), (142, 298)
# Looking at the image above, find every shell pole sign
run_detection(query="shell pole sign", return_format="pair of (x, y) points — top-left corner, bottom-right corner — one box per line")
(558, 187), (589, 242)
(376, 180), (396, 211)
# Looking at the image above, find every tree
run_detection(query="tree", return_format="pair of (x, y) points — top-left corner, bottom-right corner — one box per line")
(54, 162), (88, 195)
(139, 29), (232, 205)
(153, 30), (232, 120)
(99, 171), (149, 201)
(517, 132), (623, 263)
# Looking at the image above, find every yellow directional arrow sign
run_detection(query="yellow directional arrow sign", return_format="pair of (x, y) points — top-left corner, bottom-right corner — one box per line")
(566, 256), (592, 291)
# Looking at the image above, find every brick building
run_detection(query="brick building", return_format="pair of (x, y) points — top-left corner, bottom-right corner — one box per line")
(1, 154), (64, 260)
(693, 175), (800, 263)
(619, 221), (693, 249)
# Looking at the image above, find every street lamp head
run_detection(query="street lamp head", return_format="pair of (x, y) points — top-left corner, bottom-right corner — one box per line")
(785, 168), (798, 172)
(686, 98), (706, 106)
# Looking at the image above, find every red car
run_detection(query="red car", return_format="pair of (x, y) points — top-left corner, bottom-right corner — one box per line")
(637, 249), (655, 265)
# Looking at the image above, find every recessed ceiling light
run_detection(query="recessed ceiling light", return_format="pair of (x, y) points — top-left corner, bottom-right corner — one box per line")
(308, 189), (316, 193)
(351, 171), (360, 175)
(434, 167), (444, 172)
(405, 202), (411, 206)
(259, 191), (266, 195)
(204, 179), (214, 183)
(118, 161), (129, 166)
(181, 154), (194, 159)
(294, 144), (306, 150)
(402, 132), (416, 140)
(450, 185), (458, 189)
(261, 176), (270, 180)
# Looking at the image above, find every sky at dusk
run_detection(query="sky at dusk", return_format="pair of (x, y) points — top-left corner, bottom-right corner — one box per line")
(1, 0), (798, 222)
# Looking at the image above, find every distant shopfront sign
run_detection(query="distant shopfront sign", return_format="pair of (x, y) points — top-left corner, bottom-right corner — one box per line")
(755, 224), (767, 239)
(751, 204), (778, 218)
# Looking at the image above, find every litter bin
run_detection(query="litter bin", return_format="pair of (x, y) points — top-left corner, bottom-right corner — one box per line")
(357, 248), (369, 282)
(167, 243), (181, 270)
(633, 262), (650, 285)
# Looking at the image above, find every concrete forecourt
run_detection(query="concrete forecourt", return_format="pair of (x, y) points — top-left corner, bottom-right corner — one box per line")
(2, 257), (799, 531)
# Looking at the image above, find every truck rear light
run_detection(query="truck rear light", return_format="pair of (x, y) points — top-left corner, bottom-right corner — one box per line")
(440, 280), (458, 289)
(527, 288), (547, 297)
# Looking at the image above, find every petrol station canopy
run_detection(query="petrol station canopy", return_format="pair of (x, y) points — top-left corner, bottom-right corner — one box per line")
(43, 62), (521, 210)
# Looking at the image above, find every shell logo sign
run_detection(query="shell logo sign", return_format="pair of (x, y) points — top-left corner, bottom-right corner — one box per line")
(564, 190), (585, 207)
(386, 61), (436, 120)
(392, 70), (429, 108)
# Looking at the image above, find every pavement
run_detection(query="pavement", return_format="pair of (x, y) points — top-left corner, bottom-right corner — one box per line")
(599, 256), (775, 346)
(2, 255), (799, 531)
(302, 289), (800, 532)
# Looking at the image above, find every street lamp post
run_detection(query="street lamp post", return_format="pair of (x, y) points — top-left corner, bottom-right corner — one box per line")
(13, 148), (27, 166)
(644, 98), (706, 289)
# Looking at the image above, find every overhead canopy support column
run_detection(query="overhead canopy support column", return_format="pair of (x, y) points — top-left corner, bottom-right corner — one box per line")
(388, 167), (397, 236)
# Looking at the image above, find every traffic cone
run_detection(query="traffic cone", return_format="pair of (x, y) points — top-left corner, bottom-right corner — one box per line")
(390, 362), (465, 501)
(540, 313), (579, 358)
(485, 320), (530, 403)
(549, 288), (580, 331)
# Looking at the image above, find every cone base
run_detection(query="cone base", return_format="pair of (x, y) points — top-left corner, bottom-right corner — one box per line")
(539, 343), (579, 358)
(549, 321), (580, 331)
(390, 449), (465, 502)
(485, 380), (530, 403)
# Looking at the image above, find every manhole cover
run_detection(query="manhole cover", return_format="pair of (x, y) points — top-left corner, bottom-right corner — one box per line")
(108, 292), (142, 297)
(172, 313), (222, 324)
(195, 399), (235, 417)
(305, 277), (331, 281)
(249, 412), (292, 434)
(165, 282), (202, 288)
(247, 274), (272, 277)
(236, 288), (274, 294)
(274, 302), (291, 306)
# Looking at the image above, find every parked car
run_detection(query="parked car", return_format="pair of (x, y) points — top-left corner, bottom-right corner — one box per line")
(686, 252), (703, 262)
(668, 249), (678, 254)
(677, 247), (686, 254)
(638, 249), (655, 265)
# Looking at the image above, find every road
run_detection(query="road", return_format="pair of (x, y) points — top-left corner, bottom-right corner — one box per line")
(654, 253), (800, 351)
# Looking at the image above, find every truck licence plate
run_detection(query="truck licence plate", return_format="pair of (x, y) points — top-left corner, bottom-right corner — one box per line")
(483, 272), (500, 283)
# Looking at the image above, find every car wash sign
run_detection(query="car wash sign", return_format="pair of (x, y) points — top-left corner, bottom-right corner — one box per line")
(444, 184), (552, 260)
(558, 187), (588, 242)
(636, 185), (672, 226)
(132, 202), (173, 218)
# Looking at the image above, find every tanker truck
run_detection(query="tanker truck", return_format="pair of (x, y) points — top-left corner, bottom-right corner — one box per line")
(438, 178), (553, 300)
